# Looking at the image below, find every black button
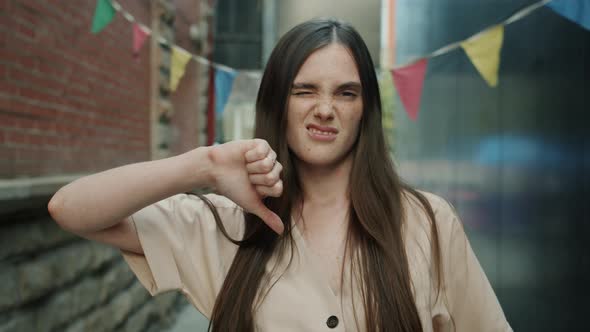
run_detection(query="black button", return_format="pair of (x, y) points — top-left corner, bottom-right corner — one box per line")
(326, 315), (339, 328)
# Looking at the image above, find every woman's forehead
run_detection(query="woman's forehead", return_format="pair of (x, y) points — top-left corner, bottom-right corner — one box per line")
(293, 44), (360, 85)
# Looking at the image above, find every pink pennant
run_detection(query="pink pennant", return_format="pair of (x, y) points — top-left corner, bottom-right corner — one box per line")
(391, 58), (428, 121)
(133, 23), (150, 57)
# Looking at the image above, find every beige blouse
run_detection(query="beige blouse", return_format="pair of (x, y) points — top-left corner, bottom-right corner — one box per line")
(121, 191), (512, 331)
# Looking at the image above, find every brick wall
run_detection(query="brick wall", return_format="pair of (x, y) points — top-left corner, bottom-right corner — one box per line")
(0, 0), (151, 178)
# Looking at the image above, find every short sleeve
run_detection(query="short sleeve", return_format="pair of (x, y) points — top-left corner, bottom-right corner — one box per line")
(120, 193), (244, 318)
(431, 196), (512, 332)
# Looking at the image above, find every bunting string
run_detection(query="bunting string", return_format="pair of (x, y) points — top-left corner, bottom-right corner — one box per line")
(90, 0), (589, 121)
(88, 0), (253, 144)
(416, 0), (553, 64)
(389, 0), (589, 121)
(95, 0), (248, 78)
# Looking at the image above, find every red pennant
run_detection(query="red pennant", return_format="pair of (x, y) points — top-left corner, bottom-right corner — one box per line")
(132, 23), (149, 58)
(391, 58), (428, 121)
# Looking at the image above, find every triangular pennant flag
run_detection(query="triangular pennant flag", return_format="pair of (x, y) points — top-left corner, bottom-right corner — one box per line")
(91, 0), (116, 34)
(132, 23), (150, 57)
(214, 68), (238, 115)
(170, 46), (192, 91)
(547, 0), (590, 31)
(391, 58), (428, 121)
(461, 25), (504, 87)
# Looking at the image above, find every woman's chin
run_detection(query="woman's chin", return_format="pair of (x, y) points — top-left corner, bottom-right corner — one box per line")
(295, 152), (352, 169)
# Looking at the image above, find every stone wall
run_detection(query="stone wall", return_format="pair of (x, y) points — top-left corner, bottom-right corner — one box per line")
(0, 196), (188, 332)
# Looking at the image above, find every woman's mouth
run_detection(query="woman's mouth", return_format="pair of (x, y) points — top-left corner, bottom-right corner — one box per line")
(306, 124), (338, 141)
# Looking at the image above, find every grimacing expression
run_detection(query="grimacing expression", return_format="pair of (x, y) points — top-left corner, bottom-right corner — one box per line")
(286, 43), (363, 168)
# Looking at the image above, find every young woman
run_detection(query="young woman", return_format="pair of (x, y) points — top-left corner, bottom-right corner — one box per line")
(48, 18), (511, 332)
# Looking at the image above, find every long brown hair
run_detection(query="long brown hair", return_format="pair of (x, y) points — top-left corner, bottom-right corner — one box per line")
(201, 18), (442, 331)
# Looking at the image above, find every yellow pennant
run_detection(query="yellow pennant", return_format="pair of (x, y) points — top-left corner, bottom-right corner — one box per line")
(170, 46), (192, 91)
(460, 25), (504, 87)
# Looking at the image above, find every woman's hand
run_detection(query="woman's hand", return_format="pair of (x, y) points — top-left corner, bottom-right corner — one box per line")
(207, 139), (284, 234)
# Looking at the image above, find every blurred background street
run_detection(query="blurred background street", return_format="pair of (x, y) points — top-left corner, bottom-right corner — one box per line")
(0, 0), (588, 331)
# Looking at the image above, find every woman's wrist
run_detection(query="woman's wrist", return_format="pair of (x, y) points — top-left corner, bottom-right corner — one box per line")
(179, 145), (216, 192)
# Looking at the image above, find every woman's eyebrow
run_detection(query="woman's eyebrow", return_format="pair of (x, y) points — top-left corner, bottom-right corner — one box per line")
(292, 82), (317, 89)
(292, 82), (362, 90)
(337, 82), (362, 90)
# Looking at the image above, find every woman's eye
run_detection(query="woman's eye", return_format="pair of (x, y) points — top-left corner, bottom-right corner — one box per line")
(341, 91), (357, 97)
(293, 91), (311, 96)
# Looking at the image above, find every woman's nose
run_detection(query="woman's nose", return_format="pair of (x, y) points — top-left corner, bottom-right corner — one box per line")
(313, 98), (335, 120)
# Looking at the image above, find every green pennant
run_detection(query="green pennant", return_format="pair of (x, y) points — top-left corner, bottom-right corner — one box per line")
(91, 0), (116, 34)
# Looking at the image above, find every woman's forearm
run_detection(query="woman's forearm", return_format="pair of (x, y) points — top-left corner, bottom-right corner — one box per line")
(48, 146), (213, 234)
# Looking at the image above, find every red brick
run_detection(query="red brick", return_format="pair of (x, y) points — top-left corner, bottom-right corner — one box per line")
(0, 0), (152, 177)
(17, 23), (35, 39)
(16, 148), (38, 161)
(16, 8), (40, 26)
(0, 48), (19, 64)
(16, 55), (37, 69)
(0, 116), (20, 129)
(17, 0), (45, 14)
(27, 134), (45, 145)
(9, 67), (61, 92)
(6, 131), (29, 145)
(5, 22), (36, 44)
(0, 0), (12, 11)
(0, 80), (18, 95)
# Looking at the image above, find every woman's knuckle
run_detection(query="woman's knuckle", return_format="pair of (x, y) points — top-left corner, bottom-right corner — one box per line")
(274, 181), (283, 193)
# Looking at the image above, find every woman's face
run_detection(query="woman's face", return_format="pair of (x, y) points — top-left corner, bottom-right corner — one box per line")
(286, 43), (363, 168)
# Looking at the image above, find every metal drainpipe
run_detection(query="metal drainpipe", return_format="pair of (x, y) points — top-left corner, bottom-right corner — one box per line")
(206, 0), (216, 145)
